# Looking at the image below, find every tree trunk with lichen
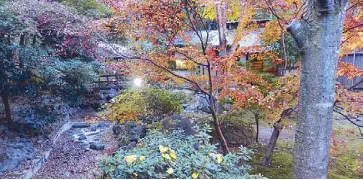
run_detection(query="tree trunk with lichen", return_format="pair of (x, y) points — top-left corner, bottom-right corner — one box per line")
(287, 0), (348, 178)
(260, 120), (282, 166)
(216, 0), (227, 54)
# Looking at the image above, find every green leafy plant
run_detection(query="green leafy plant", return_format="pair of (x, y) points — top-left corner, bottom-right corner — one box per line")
(62, 0), (112, 19)
(102, 88), (183, 123)
(100, 126), (263, 179)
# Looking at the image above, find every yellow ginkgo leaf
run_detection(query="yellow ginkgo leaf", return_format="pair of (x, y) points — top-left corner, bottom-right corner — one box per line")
(139, 156), (146, 161)
(192, 172), (199, 179)
(125, 155), (137, 163)
(159, 145), (169, 153)
(167, 167), (174, 174)
(162, 153), (171, 160)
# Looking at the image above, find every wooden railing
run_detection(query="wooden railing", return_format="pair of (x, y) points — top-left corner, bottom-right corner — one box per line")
(94, 73), (127, 90)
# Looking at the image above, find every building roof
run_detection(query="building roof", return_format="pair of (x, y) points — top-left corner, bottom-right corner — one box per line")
(174, 29), (262, 47)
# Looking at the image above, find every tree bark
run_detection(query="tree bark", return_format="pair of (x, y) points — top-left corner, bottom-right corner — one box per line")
(260, 120), (282, 166)
(1, 92), (12, 124)
(19, 33), (25, 68)
(216, 0), (227, 54)
(254, 113), (259, 143)
(287, 0), (348, 178)
(211, 108), (230, 154)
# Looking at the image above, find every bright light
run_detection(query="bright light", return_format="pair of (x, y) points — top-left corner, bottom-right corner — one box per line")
(133, 78), (143, 87)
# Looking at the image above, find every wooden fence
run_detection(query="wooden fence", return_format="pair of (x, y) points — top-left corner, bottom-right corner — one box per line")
(337, 51), (363, 91)
(94, 74), (127, 90)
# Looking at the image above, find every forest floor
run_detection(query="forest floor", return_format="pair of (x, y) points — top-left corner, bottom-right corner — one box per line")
(32, 118), (118, 179)
(2, 109), (362, 179)
(250, 113), (363, 179)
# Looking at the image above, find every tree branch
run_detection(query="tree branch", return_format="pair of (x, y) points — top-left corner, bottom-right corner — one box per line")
(343, 23), (363, 33)
(138, 57), (210, 96)
(347, 79), (363, 91)
(287, 19), (306, 49)
(333, 108), (363, 136)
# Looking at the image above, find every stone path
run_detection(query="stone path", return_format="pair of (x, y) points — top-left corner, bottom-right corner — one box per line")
(31, 121), (118, 179)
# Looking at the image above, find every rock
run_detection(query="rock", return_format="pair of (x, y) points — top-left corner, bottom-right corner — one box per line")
(112, 125), (121, 135)
(171, 115), (183, 120)
(162, 118), (175, 130)
(127, 141), (137, 149)
(193, 143), (200, 150)
(90, 143), (105, 150)
(97, 122), (111, 128)
(175, 118), (195, 135)
(84, 131), (99, 136)
(222, 104), (232, 111)
(129, 135), (138, 142)
(200, 106), (211, 113)
(131, 125), (147, 137)
(129, 125), (147, 142)
(80, 142), (89, 149)
(72, 122), (90, 128)
(0, 141), (36, 173)
(90, 126), (97, 132)
(78, 134), (87, 140)
(198, 96), (211, 113)
(183, 104), (189, 109)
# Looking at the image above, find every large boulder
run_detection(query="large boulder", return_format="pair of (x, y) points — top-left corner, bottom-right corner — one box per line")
(0, 140), (36, 173)
(129, 125), (147, 142)
(112, 125), (122, 135)
(161, 115), (196, 135)
(72, 122), (90, 128)
(198, 96), (211, 113)
(90, 143), (105, 150)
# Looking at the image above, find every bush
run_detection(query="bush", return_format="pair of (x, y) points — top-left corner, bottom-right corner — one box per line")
(102, 88), (183, 123)
(100, 126), (262, 179)
(170, 90), (196, 105)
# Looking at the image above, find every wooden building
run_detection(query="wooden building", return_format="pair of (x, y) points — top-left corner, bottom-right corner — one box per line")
(337, 50), (363, 91)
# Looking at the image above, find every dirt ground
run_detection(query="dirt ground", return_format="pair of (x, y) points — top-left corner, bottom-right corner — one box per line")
(32, 126), (118, 179)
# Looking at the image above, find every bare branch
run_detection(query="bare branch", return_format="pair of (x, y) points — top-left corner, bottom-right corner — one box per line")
(333, 108), (363, 136)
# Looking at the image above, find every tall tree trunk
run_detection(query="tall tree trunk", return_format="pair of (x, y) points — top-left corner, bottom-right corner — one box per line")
(207, 59), (229, 154)
(287, 0), (348, 178)
(260, 120), (282, 166)
(254, 113), (259, 143)
(260, 108), (295, 166)
(19, 33), (25, 68)
(216, 0), (227, 54)
(211, 108), (230, 154)
(1, 92), (11, 124)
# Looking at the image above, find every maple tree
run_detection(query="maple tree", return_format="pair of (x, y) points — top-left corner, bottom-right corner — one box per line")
(102, 0), (363, 156)
(101, 0), (281, 154)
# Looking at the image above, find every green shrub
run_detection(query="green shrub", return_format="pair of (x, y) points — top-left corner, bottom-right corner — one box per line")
(62, 0), (112, 19)
(170, 90), (196, 105)
(100, 126), (263, 179)
(102, 88), (183, 123)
